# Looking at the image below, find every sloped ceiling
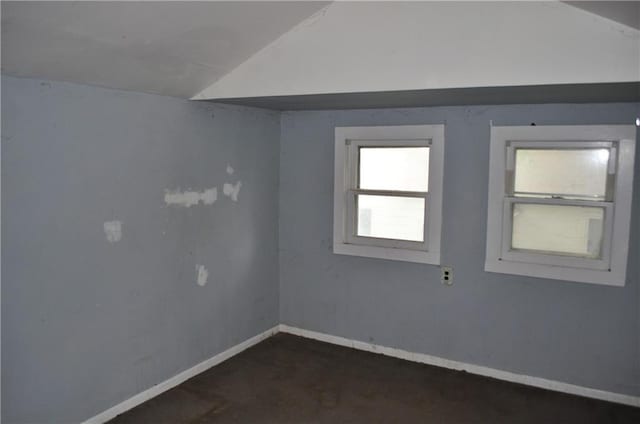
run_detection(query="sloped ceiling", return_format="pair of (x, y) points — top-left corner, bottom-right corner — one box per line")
(2, 1), (638, 102)
(1, 1), (330, 98)
(564, 1), (640, 30)
(194, 1), (640, 101)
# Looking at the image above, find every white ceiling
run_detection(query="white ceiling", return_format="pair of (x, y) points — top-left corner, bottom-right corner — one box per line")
(1, 1), (329, 98)
(194, 1), (640, 100)
(2, 1), (638, 101)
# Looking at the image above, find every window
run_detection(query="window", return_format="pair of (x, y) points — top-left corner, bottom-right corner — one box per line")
(485, 125), (636, 286)
(333, 125), (444, 264)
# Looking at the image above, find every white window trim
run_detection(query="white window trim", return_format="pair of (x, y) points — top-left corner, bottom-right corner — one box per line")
(485, 125), (636, 286)
(333, 125), (444, 265)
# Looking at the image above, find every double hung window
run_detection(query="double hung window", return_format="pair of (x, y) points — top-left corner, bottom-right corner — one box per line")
(485, 125), (635, 286)
(333, 125), (445, 264)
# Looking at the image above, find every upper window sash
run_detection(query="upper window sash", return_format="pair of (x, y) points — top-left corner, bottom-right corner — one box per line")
(346, 137), (431, 192)
(505, 140), (617, 201)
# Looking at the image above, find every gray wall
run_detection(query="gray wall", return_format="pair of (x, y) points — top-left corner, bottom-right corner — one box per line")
(3, 74), (639, 423)
(2, 75), (281, 423)
(279, 103), (640, 397)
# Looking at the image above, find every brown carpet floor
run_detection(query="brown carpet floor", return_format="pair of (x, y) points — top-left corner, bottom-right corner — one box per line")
(109, 333), (640, 423)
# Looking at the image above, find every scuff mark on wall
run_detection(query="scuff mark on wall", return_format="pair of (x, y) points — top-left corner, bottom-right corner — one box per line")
(164, 188), (217, 207)
(196, 265), (208, 286)
(223, 181), (242, 202)
(103, 221), (122, 243)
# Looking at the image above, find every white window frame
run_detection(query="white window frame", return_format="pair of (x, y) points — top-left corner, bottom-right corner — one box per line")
(333, 125), (444, 264)
(485, 125), (636, 286)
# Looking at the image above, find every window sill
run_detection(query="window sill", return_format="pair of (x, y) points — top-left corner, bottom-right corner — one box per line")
(334, 242), (440, 265)
(484, 258), (625, 287)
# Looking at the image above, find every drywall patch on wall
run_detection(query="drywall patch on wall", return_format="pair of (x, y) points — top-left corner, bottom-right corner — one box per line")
(196, 265), (208, 286)
(223, 181), (242, 202)
(164, 188), (217, 207)
(226, 165), (235, 175)
(103, 221), (122, 243)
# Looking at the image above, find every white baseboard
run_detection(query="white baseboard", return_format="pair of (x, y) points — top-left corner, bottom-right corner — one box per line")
(279, 324), (640, 408)
(82, 325), (279, 424)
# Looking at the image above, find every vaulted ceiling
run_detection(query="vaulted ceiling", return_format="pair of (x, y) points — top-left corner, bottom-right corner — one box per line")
(1, 1), (330, 98)
(193, 1), (640, 100)
(2, 1), (638, 102)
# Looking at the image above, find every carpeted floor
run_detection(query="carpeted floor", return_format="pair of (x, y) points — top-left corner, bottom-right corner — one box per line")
(109, 333), (640, 423)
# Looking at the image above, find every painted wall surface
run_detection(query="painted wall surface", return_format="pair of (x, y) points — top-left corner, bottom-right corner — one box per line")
(1, 75), (280, 423)
(279, 103), (640, 397)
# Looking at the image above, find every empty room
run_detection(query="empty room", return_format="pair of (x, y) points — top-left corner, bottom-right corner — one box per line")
(2, 1), (640, 423)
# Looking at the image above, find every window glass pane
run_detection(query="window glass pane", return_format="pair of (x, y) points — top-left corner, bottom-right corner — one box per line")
(511, 203), (604, 258)
(514, 149), (609, 199)
(359, 147), (429, 191)
(357, 195), (424, 242)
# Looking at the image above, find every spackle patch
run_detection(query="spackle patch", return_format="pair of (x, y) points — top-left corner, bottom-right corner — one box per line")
(104, 221), (122, 243)
(226, 165), (234, 175)
(223, 181), (242, 202)
(164, 188), (217, 207)
(196, 265), (208, 286)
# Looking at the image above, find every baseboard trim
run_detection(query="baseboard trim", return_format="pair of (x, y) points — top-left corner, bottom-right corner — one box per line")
(279, 324), (640, 408)
(82, 325), (279, 424)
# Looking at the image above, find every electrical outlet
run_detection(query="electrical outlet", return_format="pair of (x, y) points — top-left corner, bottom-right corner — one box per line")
(441, 266), (453, 285)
